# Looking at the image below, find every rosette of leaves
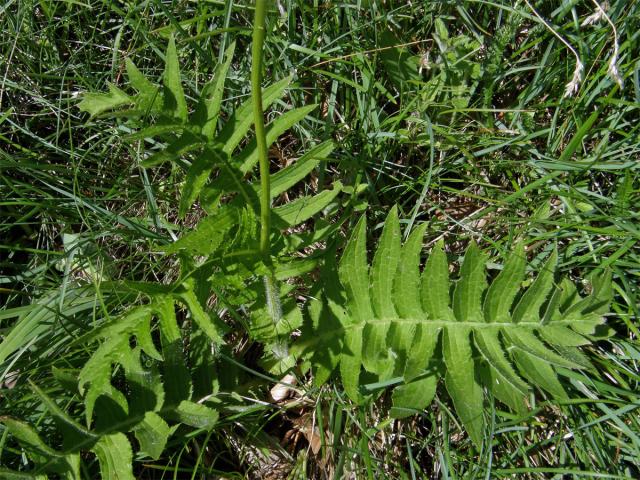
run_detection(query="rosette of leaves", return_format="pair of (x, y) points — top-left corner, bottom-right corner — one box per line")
(296, 207), (612, 446)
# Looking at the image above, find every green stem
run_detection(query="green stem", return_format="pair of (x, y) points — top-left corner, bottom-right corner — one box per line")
(252, 0), (285, 358)
(251, 0), (270, 263)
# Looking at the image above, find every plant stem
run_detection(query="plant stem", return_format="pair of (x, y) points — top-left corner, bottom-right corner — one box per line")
(251, 0), (271, 263)
(252, 0), (285, 357)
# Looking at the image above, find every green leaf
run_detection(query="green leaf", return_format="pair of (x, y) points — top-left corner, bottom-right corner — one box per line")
(218, 76), (292, 155)
(174, 400), (218, 429)
(474, 330), (528, 394)
(404, 324), (440, 381)
(0, 417), (62, 458)
(338, 216), (373, 322)
(340, 325), (363, 403)
(395, 224), (427, 319)
(133, 412), (171, 460)
(503, 329), (584, 369)
(177, 288), (225, 344)
(512, 349), (567, 399)
(538, 325), (589, 346)
(390, 376), (437, 418)
(298, 215), (610, 445)
(443, 326), (484, 447)
(483, 243), (525, 323)
(453, 242), (487, 323)
(363, 207), (401, 375)
(164, 206), (238, 255)
(179, 147), (227, 218)
(163, 34), (187, 121)
(140, 130), (201, 167)
(156, 296), (192, 406)
(371, 206), (401, 319)
(272, 182), (342, 228)
(200, 41), (235, 139)
(78, 84), (132, 117)
(512, 249), (557, 323)
(421, 241), (454, 321)
(269, 141), (334, 198)
(237, 104), (318, 174)
(91, 433), (135, 480)
(125, 59), (162, 112)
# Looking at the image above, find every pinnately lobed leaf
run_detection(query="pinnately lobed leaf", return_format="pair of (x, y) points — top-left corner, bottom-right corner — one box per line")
(299, 208), (613, 447)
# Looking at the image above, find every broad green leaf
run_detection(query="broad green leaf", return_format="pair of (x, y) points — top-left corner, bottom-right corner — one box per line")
(164, 206), (238, 255)
(363, 207), (400, 374)
(503, 329), (584, 369)
(125, 59), (162, 112)
(340, 325), (363, 403)
(139, 129), (201, 167)
(453, 242), (487, 323)
(175, 400), (218, 429)
(295, 212), (611, 446)
(78, 84), (131, 117)
(404, 325), (440, 381)
(270, 140), (334, 198)
(91, 433), (135, 480)
(200, 41), (235, 139)
(237, 104), (318, 174)
(162, 34), (187, 121)
(156, 296), (192, 405)
(272, 182), (342, 228)
(512, 349), (567, 399)
(474, 330), (528, 394)
(126, 123), (184, 142)
(483, 243), (525, 323)
(390, 376), (437, 418)
(179, 147), (227, 218)
(218, 76), (292, 155)
(371, 206), (401, 319)
(133, 412), (171, 460)
(443, 326), (484, 447)
(421, 241), (454, 321)
(539, 325), (589, 346)
(177, 288), (225, 344)
(0, 417), (62, 458)
(512, 249), (557, 323)
(395, 223), (427, 319)
(338, 216), (373, 322)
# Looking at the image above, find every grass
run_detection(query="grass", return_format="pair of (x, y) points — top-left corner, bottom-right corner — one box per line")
(1, 0), (639, 478)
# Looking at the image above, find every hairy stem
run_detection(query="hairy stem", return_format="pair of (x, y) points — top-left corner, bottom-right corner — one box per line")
(251, 0), (271, 262)
(252, 0), (286, 357)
